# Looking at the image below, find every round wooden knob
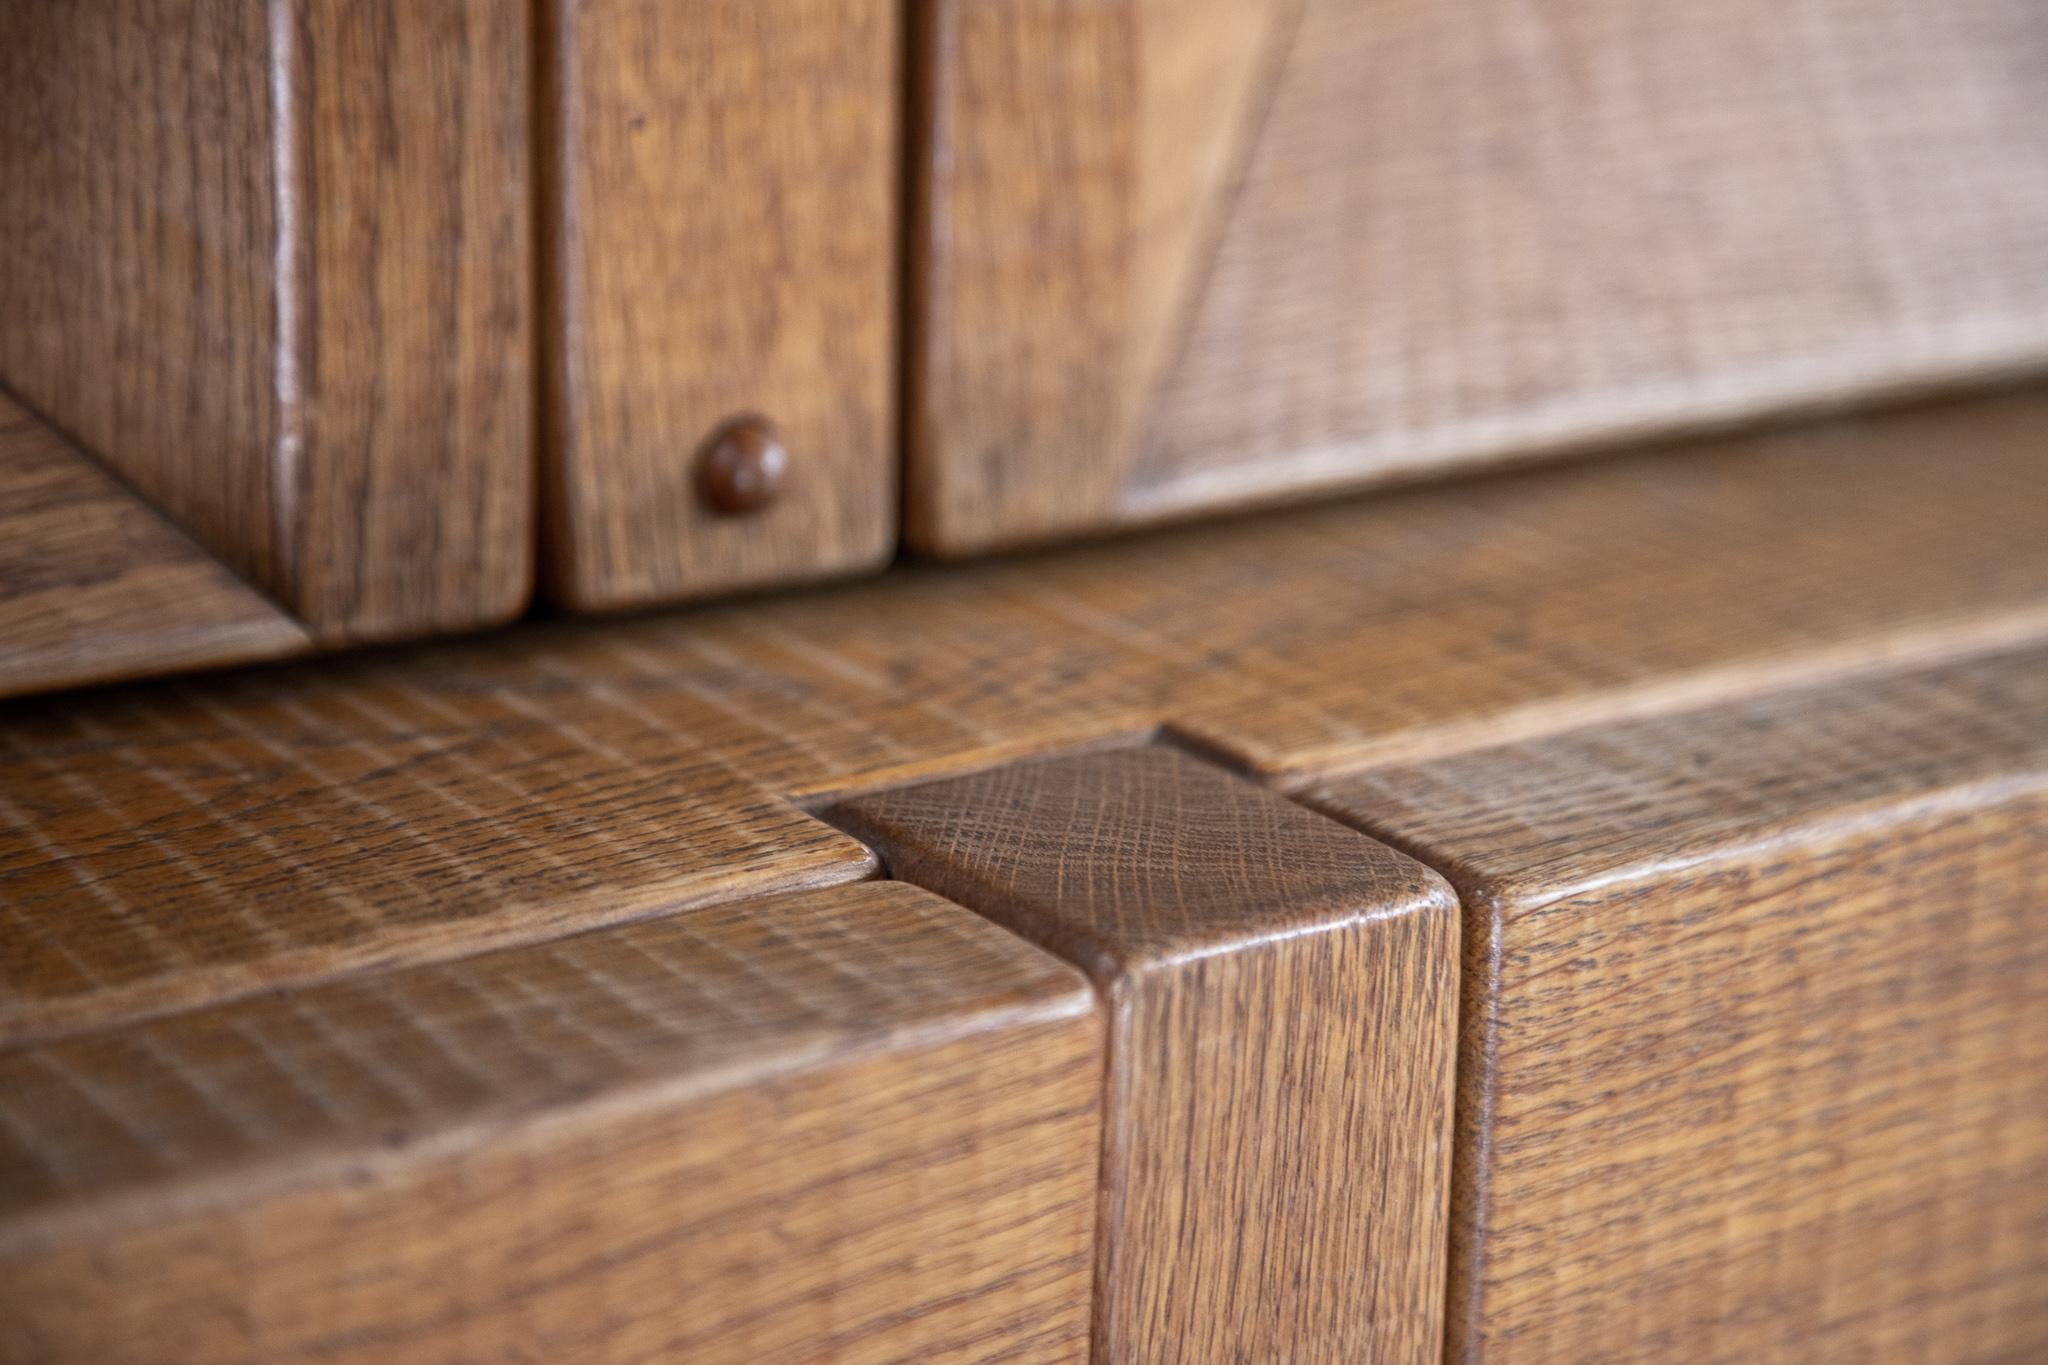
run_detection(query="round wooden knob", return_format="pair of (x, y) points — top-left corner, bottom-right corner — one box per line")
(695, 417), (788, 515)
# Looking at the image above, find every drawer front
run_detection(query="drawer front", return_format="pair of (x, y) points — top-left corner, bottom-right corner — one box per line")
(907, 0), (2048, 554)
(542, 0), (899, 611)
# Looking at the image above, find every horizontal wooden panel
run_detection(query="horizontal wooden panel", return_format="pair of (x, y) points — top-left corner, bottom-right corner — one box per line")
(0, 882), (1102, 1364)
(0, 0), (533, 641)
(2, 390), (2044, 1043)
(544, 0), (898, 610)
(0, 396), (310, 699)
(910, 0), (2048, 552)
(825, 745), (1457, 1362)
(1310, 645), (2048, 1362)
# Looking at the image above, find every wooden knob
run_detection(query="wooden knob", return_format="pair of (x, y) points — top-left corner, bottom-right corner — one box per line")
(695, 417), (788, 515)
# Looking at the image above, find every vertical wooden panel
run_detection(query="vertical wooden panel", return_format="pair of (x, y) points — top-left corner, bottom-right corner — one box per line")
(544, 0), (897, 610)
(826, 745), (1458, 1362)
(0, 884), (1102, 1363)
(1312, 647), (2048, 1362)
(0, 0), (533, 642)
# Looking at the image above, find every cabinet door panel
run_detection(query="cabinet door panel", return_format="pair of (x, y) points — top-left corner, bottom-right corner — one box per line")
(544, 0), (898, 611)
(909, 0), (2048, 553)
(0, 0), (534, 642)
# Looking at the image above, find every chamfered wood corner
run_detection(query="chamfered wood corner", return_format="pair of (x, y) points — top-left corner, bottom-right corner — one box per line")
(824, 743), (1460, 1363)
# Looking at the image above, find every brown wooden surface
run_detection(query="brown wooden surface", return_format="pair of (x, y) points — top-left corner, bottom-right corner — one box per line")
(543, 0), (897, 611)
(0, 396), (310, 700)
(0, 0), (533, 642)
(1311, 645), (2048, 1363)
(909, 0), (2048, 553)
(826, 745), (1460, 1362)
(0, 881), (1103, 1364)
(2, 389), (2046, 1046)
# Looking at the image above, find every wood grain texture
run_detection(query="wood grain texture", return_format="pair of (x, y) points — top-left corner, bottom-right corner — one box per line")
(544, 0), (897, 610)
(0, 395), (310, 700)
(3, 389), (2045, 1045)
(0, 0), (533, 642)
(909, 0), (2048, 553)
(824, 745), (1458, 1363)
(0, 881), (1103, 1364)
(1310, 644), (2048, 1364)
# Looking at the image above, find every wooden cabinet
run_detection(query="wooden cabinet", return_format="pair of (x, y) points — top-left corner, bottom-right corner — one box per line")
(0, 0), (534, 644)
(540, 0), (900, 611)
(4, 3), (2048, 1354)
(906, 0), (2048, 553)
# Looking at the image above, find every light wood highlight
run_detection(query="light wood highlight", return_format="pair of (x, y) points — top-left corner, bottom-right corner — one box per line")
(825, 745), (1458, 1363)
(1311, 645), (2048, 1363)
(2, 389), (2044, 1043)
(0, 396), (310, 699)
(0, 0), (533, 642)
(910, 0), (2048, 553)
(544, 0), (898, 610)
(0, 881), (1103, 1365)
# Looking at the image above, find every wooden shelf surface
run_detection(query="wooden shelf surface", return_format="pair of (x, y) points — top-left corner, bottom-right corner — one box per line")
(4, 388), (2047, 1047)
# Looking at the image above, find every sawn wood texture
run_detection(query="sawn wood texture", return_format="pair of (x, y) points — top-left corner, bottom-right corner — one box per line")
(0, 882), (1103, 1364)
(2, 389), (2045, 1047)
(0, 395), (311, 701)
(542, 0), (898, 610)
(823, 745), (1458, 1362)
(0, 0), (533, 642)
(1311, 644), (2048, 1364)
(909, 0), (2048, 552)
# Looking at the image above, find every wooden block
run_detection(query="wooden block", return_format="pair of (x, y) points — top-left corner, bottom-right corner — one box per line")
(0, 882), (1103, 1364)
(0, 395), (311, 699)
(909, 0), (2048, 553)
(0, 0), (533, 642)
(824, 745), (1459, 1362)
(3, 390), (2045, 1043)
(1310, 645), (2048, 1362)
(543, 0), (898, 610)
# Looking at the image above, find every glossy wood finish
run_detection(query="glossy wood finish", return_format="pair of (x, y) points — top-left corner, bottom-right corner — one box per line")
(0, 396), (310, 700)
(909, 0), (2048, 553)
(0, 882), (1103, 1364)
(4, 389), (2046, 1045)
(543, 0), (897, 610)
(826, 746), (1457, 1362)
(0, 0), (533, 642)
(1311, 645), (2048, 1363)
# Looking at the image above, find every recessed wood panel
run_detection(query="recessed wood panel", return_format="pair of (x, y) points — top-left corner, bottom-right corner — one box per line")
(910, 0), (2048, 552)
(0, 0), (533, 641)
(543, 0), (898, 610)
(0, 882), (1103, 1364)
(2, 391), (2045, 1044)
(1311, 646), (2048, 1363)
(825, 746), (1458, 1362)
(0, 396), (310, 700)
